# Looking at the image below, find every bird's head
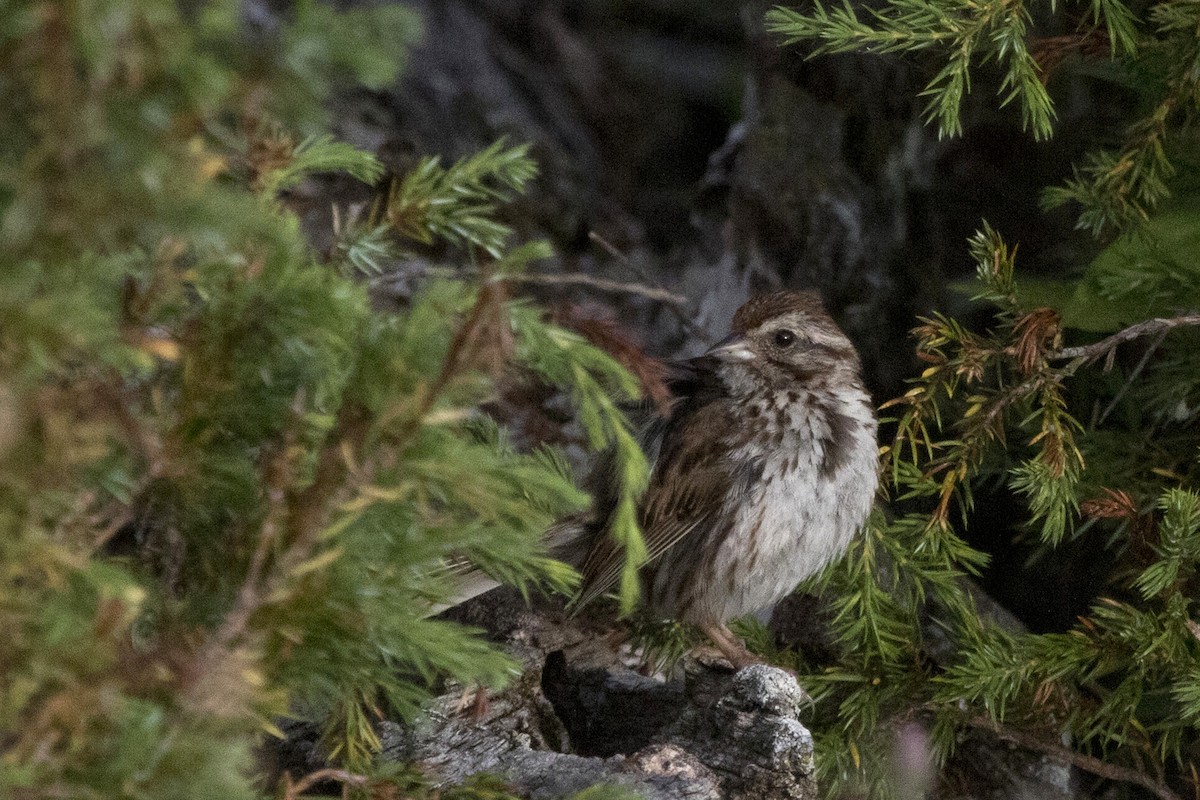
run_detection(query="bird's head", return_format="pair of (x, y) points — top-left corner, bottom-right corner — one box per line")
(705, 290), (861, 392)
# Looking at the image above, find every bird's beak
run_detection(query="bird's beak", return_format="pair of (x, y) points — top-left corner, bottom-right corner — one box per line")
(705, 333), (754, 362)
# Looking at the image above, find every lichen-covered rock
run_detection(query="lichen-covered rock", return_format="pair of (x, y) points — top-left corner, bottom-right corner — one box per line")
(658, 664), (816, 800)
(269, 587), (1086, 800)
(625, 745), (722, 800)
(385, 641), (816, 798)
(379, 644), (570, 784)
(373, 590), (817, 799)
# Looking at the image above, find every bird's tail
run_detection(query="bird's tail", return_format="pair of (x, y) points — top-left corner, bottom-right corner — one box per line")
(424, 516), (592, 617)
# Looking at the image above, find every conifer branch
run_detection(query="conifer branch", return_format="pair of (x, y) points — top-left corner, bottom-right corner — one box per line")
(4, 2), (647, 794)
(209, 396), (368, 653)
(1050, 315), (1200, 362)
(768, 4), (1200, 792)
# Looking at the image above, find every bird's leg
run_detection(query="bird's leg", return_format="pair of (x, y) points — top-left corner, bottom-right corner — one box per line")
(700, 623), (763, 669)
(700, 624), (811, 702)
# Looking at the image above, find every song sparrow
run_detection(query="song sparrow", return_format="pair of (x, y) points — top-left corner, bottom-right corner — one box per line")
(563, 289), (879, 666)
(443, 290), (878, 668)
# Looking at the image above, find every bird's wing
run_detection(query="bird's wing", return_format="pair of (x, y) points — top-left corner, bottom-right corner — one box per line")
(573, 357), (743, 609)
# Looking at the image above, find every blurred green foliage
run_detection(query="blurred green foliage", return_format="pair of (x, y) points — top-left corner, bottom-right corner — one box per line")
(0, 2), (647, 798)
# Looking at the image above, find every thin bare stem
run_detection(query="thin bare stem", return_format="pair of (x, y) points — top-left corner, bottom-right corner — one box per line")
(1096, 327), (1169, 426)
(588, 230), (711, 344)
(964, 717), (1184, 800)
(1051, 314), (1200, 362)
(368, 250), (709, 342)
(281, 768), (370, 800)
(516, 270), (688, 308)
(370, 261), (689, 309)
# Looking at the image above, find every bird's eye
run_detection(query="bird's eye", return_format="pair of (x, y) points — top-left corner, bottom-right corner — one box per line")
(773, 329), (797, 348)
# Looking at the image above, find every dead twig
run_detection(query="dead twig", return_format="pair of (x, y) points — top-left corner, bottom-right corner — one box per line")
(1096, 327), (1169, 426)
(587, 230), (711, 344)
(1050, 314), (1200, 362)
(366, 239), (708, 343)
(964, 717), (1184, 800)
(515, 270), (688, 308)
(281, 768), (371, 800)
(369, 261), (690, 311)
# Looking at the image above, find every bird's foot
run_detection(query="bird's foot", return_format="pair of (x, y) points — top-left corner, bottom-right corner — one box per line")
(699, 624), (812, 701)
(699, 623), (765, 670)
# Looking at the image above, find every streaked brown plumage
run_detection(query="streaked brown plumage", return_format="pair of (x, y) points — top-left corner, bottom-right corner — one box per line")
(567, 289), (879, 666)
(440, 290), (878, 667)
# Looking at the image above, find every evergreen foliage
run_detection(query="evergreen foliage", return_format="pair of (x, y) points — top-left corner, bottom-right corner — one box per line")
(782, 230), (1200, 800)
(0, 3), (645, 799)
(765, 1), (1200, 797)
(767, 0), (1198, 236)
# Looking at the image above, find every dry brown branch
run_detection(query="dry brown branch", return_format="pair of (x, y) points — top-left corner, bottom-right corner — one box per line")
(1080, 488), (1140, 523)
(964, 717), (1184, 800)
(1009, 307), (1061, 375)
(587, 230), (711, 344)
(206, 392), (367, 655)
(515, 270), (689, 308)
(368, 250), (706, 343)
(281, 768), (371, 800)
(453, 279), (515, 380)
(210, 390), (308, 653)
(1051, 315), (1200, 362)
(1030, 31), (1110, 83)
(423, 274), (506, 411)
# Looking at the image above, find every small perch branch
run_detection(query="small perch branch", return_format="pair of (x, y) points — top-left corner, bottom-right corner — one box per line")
(1050, 314), (1200, 362)
(964, 717), (1184, 800)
